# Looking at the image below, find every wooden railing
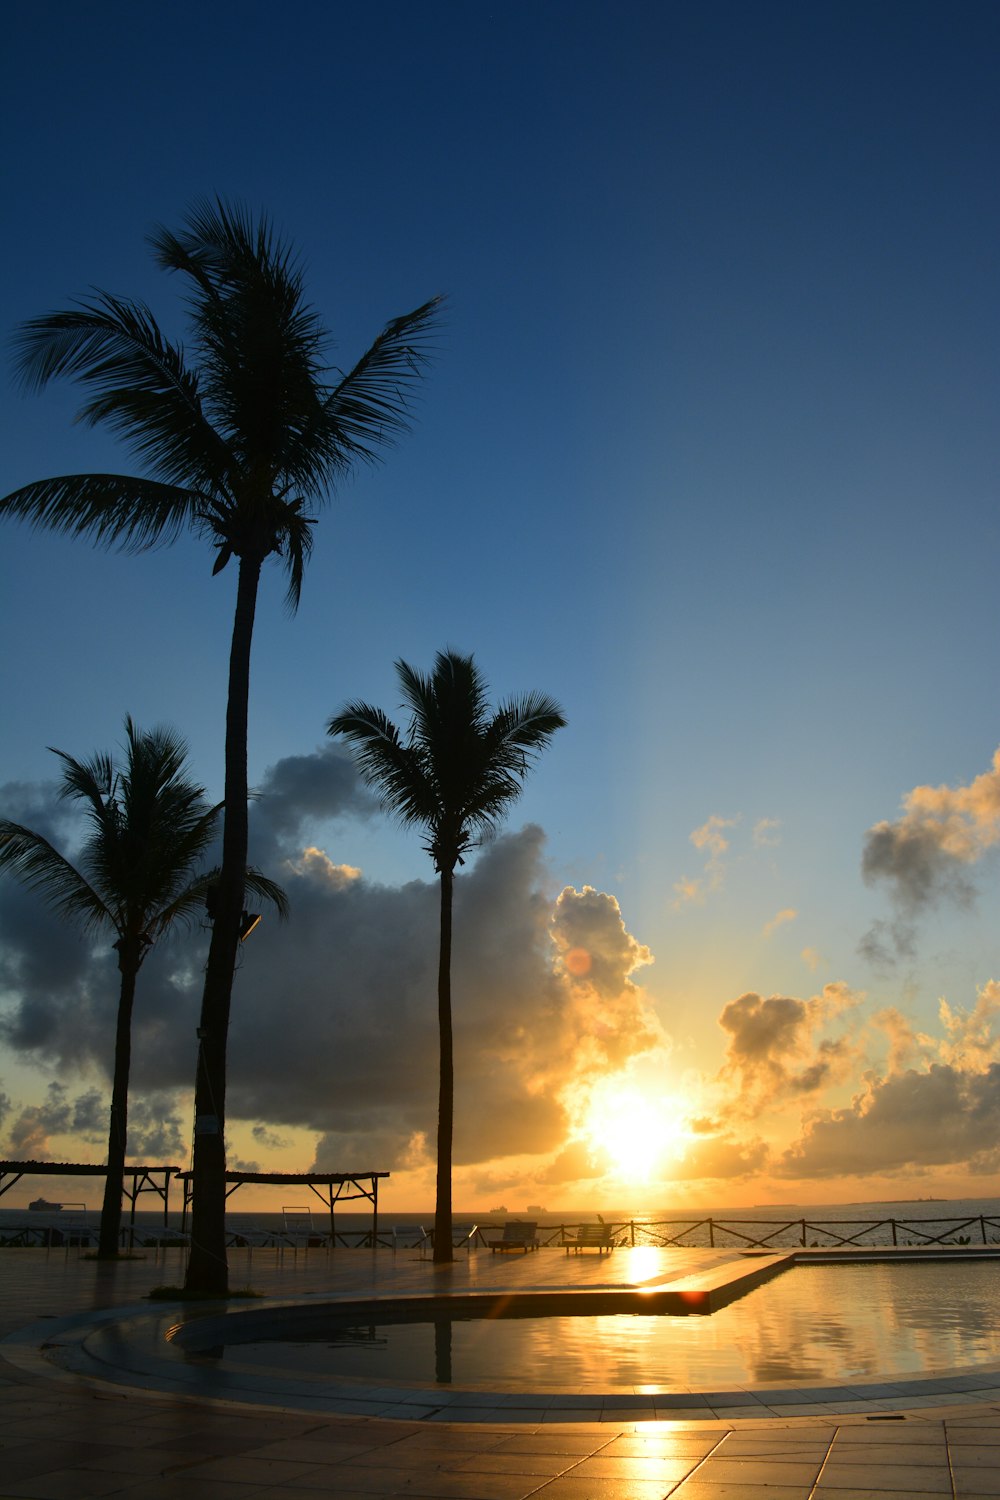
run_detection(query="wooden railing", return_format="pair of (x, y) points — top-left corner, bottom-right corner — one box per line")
(10, 1212), (999, 1253)
(532, 1214), (1000, 1250)
(230, 1214), (1000, 1252)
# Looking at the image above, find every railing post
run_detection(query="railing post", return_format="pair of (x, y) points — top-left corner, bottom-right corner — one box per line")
(708, 1217), (715, 1248)
(891, 1219), (897, 1246)
(630, 1219), (635, 1246)
(801, 1219), (806, 1246)
(982, 1215), (987, 1245)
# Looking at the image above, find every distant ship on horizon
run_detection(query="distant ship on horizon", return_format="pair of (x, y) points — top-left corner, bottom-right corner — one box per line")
(489, 1204), (508, 1214)
(28, 1198), (62, 1212)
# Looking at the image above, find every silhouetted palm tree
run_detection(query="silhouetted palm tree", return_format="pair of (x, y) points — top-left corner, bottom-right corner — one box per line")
(1, 199), (440, 1292)
(0, 718), (285, 1258)
(328, 651), (565, 1263)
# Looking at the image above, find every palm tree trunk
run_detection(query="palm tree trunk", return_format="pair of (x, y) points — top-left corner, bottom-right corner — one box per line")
(97, 954), (137, 1258)
(433, 866), (455, 1264)
(185, 554), (260, 1296)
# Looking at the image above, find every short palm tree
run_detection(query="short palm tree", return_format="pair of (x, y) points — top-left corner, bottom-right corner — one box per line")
(0, 718), (286, 1258)
(328, 651), (565, 1262)
(1, 199), (440, 1293)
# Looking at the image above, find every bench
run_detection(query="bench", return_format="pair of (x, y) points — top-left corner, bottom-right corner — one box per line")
(488, 1220), (539, 1253)
(562, 1222), (617, 1253)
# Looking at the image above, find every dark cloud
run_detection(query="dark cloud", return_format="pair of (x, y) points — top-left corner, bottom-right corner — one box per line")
(860, 750), (1000, 965)
(718, 984), (860, 1110)
(225, 829), (658, 1170)
(125, 1093), (185, 1160)
(3, 1082), (105, 1159)
(249, 745), (377, 856)
(862, 821), (977, 912)
(0, 748), (664, 1180)
(227, 1155), (262, 1174)
(778, 1062), (1000, 1179)
(251, 1123), (291, 1152)
(857, 916), (917, 970)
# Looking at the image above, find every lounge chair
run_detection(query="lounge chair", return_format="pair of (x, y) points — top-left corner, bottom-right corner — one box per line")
(43, 1203), (95, 1248)
(561, 1221), (617, 1253)
(281, 1206), (323, 1247)
(488, 1219), (539, 1253)
(391, 1223), (428, 1252)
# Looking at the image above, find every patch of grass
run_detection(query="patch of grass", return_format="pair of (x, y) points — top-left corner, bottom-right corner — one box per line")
(147, 1284), (264, 1301)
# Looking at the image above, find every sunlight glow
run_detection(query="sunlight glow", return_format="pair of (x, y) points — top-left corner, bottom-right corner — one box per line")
(578, 1078), (693, 1183)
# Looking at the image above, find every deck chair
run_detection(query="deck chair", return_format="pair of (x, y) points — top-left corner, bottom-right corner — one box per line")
(391, 1223), (428, 1252)
(281, 1206), (322, 1247)
(488, 1219), (539, 1253)
(562, 1221), (617, 1253)
(59, 1203), (95, 1248)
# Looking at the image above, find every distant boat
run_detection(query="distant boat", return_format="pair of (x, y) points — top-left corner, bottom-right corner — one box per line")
(526, 1205), (545, 1214)
(29, 1198), (62, 1212)
(489, 1204), (508, 1214)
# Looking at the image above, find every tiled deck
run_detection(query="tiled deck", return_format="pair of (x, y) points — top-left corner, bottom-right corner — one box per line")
(2, 1244), (1000, 1497)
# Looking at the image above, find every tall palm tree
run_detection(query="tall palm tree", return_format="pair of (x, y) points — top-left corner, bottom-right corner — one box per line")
(0, 718), (285, 1258)
(1, 200), (440, 1293)
(328, 651), (565, 1263)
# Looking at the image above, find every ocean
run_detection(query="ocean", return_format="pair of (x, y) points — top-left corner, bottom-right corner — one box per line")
(3, 1195), (1000, 1250)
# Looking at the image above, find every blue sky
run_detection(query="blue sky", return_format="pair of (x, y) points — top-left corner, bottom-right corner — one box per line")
(1, 1), (999, 1210)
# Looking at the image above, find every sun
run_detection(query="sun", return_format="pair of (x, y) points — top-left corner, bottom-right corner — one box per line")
(577, 1078), (693, 1183)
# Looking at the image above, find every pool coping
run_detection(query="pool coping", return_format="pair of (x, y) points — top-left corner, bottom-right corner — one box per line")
(6, 1247), (1000, 1425)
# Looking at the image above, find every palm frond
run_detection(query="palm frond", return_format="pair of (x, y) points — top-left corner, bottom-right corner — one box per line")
(11, 296), (235, 493)
(317, 298), (444, 471)
(329, 652), (565, 874)
(0, 822), (111, 932)
(174, 864), (289, 932)
(0, 473), (204, 551)
(328, 702), (438, 829)
(243, 867), (290, 920)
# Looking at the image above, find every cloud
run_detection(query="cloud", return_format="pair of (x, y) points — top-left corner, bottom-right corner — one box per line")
(753, 818), (781, 847)
(1, 747), (667, 1181)
(667, 1131), (770, 1181)
(780, 979), (1000, 1179)
(938, 980), (1000, 1073)
(718, 983), (863, 1112)
(252, 1123), (292, 1152)
(3, 1082), (105, 1159)
(250, 744), (377, 848)
(858, 915), (917, 970)
(125, 1093), (185, 1160)
(762, 907), (797, 938)
(861, 751), (1000, 961)
(778, 1063), (1000, 1179)
(800, 947), (822, 972)
(673, 814), (739, 906)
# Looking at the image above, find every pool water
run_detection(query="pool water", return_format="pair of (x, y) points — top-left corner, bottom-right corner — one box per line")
(218, 1261), (1000, 1389)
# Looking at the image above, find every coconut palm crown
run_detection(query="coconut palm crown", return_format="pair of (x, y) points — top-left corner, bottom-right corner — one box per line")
(0, 717), (286, 1257)
(329, 650), (565, 1261)
(2, 199), (440, 1293)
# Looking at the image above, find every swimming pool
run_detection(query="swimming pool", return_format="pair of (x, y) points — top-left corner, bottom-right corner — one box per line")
(182, 1260), (1000, 1389)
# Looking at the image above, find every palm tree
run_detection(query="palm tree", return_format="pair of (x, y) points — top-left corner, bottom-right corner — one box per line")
(0, 718), (286, 1258)
(328, 650), (565, 1263)
(1, 199), (440, 1293)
